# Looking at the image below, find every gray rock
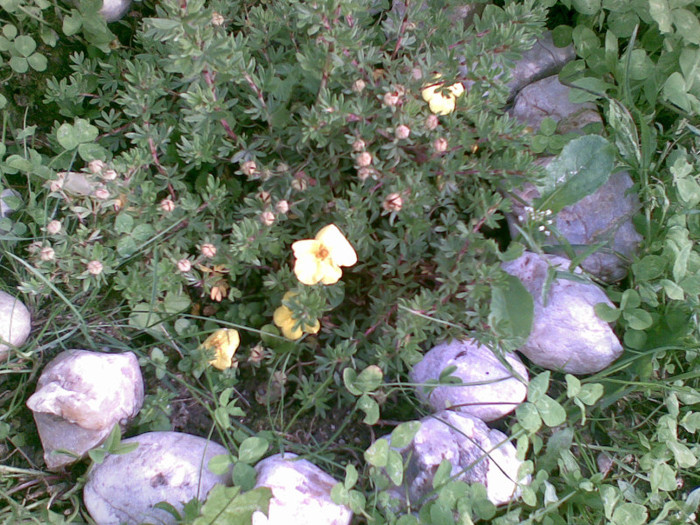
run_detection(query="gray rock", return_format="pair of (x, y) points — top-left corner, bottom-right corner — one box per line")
(100, 0), (131, 22)
(385, 412), (527, 508)
(0, 290), (31, 360)
(508, 161), (642, 282)
(0, 189), (21, 218)
(502, 252), (623, 374)
(83, 432), (229, 525)
(253, 453), (352, 525)
(410, 339), (528, 421)
(26, 350), (144, 469)
(506, 31), (575, 98)
(509, 75), (602, 133)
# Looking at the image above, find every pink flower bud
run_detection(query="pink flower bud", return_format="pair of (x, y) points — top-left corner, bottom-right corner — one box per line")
(88, 160), (105, 174)
(356, 151), (373, 167)
(160, 198), (175, 213)
(425, 114), (439, 131)
(275, 200), (289, 214)
(241, 160), (258, 177)
(352, 139), (366, 152)
(177, 258), (192, 272)
(101, 169), (118, 181)
(383, 192), (403, 212)
(46, 220), (62, 235)
(433, 137), (449, 154)
(87, 260), (103, 275)
(201, 243), (217, 258)
(257, 190), (271, 204)
(94, 188), (110, 200)
(395, 125), (411, 140)
(40, 246), (55, 261)
(260, 210), (276, 226)
(383, 91), (401, 107)
(212, 12), (224, 25)
(352, 79), (366, 93)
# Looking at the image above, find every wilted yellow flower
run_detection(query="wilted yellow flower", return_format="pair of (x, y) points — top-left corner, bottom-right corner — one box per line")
(421, 76), (464, 115)
(273, 292), (320, 340)
(292, 224), (357, 285)
(202, 328), (240, 370)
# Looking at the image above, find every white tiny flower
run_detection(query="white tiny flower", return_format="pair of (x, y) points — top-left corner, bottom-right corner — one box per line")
(201, 243), (217, 258)
(177, 258), (192, 272)
(87, 260), (103, 275)
(40, 246), (55, 261)
(46, 220), (62, 235)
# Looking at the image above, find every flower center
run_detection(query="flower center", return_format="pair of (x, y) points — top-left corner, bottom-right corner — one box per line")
(315, 244), (330, 260)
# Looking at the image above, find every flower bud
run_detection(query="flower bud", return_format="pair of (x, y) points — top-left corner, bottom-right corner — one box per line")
(177, 258), (192, 272)
(260, 210), (276, 226)
(241, 160), (258, 177)
(46, 220), (62, 235)
(425, 114), (439, 131)
(94, 188), (110, 200)
(88, 160), (105, 174)
(291, 178), (307, 191)
(355, 151), (373, 168)
(383, 90), (401, 107)
(383, 192), (403, 212)
(101, 169), (118, 181)
(395, 125), (411, 140)
(433, 137), (449, 154)
(212, 12), (225, 25)
(49, 179), (63, 193)
(257, 190), (271, 204)
(249, 344), (266, 364)
(201, 243), (217, 258)
(275, 200), (289, 214)
(352, 139), (366, 152)
(412, 67), (423, 80)
(352, 79), (366, 93)
(87, 260), (103, 275)
(357, 167), (374, 181)
(160, 198), (175, 213)
(40, 246), (55, 261)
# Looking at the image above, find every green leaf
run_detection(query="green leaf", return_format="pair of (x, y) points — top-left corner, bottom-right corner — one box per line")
(611, 504), (647, 525)
(386, 449), (404, 486)
(649, 0), (673, 32)
(594, 302), (620, 322)
(364, 438), (389, 467)
(344, 463), (358, 490)
(193, 485), (271, 525)
(114, 213), (134, 234)
(651, 462), (678, 492)
(9, 56), (28, 73)
(633, 255), (667, 280)
(390, 421), (421, 449)
(536, 395), (567, 427)
(238, 436), (269, 464)
(572, 0), (601, 16)
(488, 274), (533, 343)
(145, 18), (182, 31)
(357, 394), (379, 425)
(63, 12), (82, 36)
(664, 72), (692, 112)
(27, 53), (47, 72)
(565, 374), (581, 398)
(667, 440), (697, 468)
(432, 459), (453, 490)
(623, 308), (653, 330)
(516, 402), (542, 433)
(672, 9), (700, 45)
(552, 25), (572, 47)
(343, 365), (383, 395)
(13, 35), (35, 57)
(536, 135), (616, 214)
(572, 26), (600, 59)
(73, 118), (99, 143)
(207, 454), (233, 476)
(78, 142), (108, 162)
(232, 462), (257, 491)
(528, 372), (551, 404)
(56, 123), (79, 151)
(661, 279), (685, 300)
(577, 383), (604, 405)
(3, 24), (17, 40)
(162, 293), (191, 314)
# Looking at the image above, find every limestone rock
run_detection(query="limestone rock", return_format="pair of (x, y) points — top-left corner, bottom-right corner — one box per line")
(100, 0), (131, 22)
(0, 290), (31, 360)
(410, 339), (528, 421)
(508, 162), (642, 282)
(83, 432), (229, 525)
(26, 350), (143, 469)
(386, 412), (527, 508)
(509, 75), (602, 133)
(507, 31), (575, 98)
(502, 252), (623, 374)
(253, 453), (352, 525)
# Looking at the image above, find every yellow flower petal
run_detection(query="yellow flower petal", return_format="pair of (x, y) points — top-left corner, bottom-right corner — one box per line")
(421, 83), (439, 102)
(273, 305), (303, 340)
(315, 224), (358, 267)
(448, 82), (464, 98)
(203, 328), (240, 370)
(429, 94), (456, 115)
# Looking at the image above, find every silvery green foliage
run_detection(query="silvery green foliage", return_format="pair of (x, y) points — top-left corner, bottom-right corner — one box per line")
(502, 251), (623, 374)
(410, 338), (528, 421)
(84, 432), (228, 525)
(26, 350), (143, 469)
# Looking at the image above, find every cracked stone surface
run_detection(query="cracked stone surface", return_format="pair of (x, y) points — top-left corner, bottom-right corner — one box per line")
(509, 75), (602, 133)
(385, 411), (527, 508)
(410, 339), (528, 421)
(253, 453), (352, 525)
(508, 159), (642, 283)
(502, 251), (623, 374)
(26, 350), (144, 469)
(83, 432), (230, 525)
(0, 290), (31, 361)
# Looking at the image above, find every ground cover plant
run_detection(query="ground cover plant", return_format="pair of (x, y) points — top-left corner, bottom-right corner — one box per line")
(0, 0), (699, 523)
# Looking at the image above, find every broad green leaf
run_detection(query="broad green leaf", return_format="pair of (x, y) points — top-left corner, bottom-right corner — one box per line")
(572, 26), (600, 59)
(207, 454), (232, 476)
(114, 213), (134, 234)
(623, 308), (653, 330)
(78, 142), (108, 161)
(536, 135), (615, 214)
(9, 56), (28, 73)
(63, 12), (82, 36)
(488, 274), (533, 343)
(661, 279), (685, 300)
(572, 0), (601, 15)
(13, 35), (35, 57)
(633, 255), (667, 280)
(238, 436), (268, 464)
(56, 123), (79, 150)
(667, 440), (697, 468)
(594, 302), (620, 322)
(193, 485), (271, 525)
(649, 0), (673, 32)
(536, 395), (567, 427)
(357, 394), (379, 425)
(145, 18), (182, 31)
(72, 118), (99, 143)
(432, 459), (453, 490)
(651, 462), (678, 492)
(528, 372), (551, 403)
(565, 374), (581, 398)
(664, 72), (692, 112)
(2, 24), (17, 39)
(516, 402), (542, 433)
(608, 10), (639, 38)
(390, 421), (421, 449)
(343, 365), (383, 395)
(676, 177), (700, 207)
(577, 383), (604, 405)
(364, 438), (389, 467)
(672, 9), (700, 45)
(386, 449), (404, 486)
(27, 53), (47, 71)
(344, 463), (358, 490)
(232, 462), (257, 491)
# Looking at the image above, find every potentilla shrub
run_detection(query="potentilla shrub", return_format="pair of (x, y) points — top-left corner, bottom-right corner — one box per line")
(17, 0), (546, 404)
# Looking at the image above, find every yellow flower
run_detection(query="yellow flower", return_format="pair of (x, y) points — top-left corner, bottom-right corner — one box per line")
(421, 76), (464, 115)
(273, 292), (320, 340)
(292, 224), (357, 285)
(202, 328), (240, 370)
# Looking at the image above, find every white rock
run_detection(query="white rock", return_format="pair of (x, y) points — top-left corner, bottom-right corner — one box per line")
(386, 412), (527, 508)
(83, 432), (230, 525)
(410, 339), (528, 421)
(509, 75), (602, 133)
(26, 350), (143, 469)
(507, 162), (642, 282)
(253, 453), (352, 525)
(0, 290), (31, 360)
(100, 0), (131, 22)
(502, 252), (623, 374)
